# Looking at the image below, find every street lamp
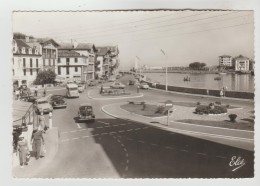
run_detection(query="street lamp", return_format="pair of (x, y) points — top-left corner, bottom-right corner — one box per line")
(160, 49), (168, 92)
(136, 56), (141, 81)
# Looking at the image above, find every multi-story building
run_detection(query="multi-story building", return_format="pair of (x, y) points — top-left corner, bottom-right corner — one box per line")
(25, 37), (59, 72)
(13, 39), (42, 87)
(58, 42), (97, 80)
(96, 47), (110, 78)
(219, 55), (232, 67)
(234, 55), (250, 72)
(57, 50), (88, 82)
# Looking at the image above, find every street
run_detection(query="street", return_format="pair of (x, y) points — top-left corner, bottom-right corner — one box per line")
(13, 75), (253, 178)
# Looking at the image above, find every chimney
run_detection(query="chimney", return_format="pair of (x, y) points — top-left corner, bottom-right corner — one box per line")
(25, 36), (30, 43)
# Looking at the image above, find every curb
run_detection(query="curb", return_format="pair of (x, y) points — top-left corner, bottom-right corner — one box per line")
(87, 90), (144, 100)
(101, 104), (254, 144)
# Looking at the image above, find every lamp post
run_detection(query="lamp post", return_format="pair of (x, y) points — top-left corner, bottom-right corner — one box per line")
(160, 49), (168, 92)
(136, 56), (141, 81)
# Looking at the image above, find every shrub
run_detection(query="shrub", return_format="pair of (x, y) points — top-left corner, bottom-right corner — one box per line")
(208, 102), (215, 109)
(229, 114), (237, 122)
(215, 101), (221, 105)
(155, 105), (165, 114)
(195, 105), (227, 115)
(226, 104), (230, 108)
(196, 102), (201, 105)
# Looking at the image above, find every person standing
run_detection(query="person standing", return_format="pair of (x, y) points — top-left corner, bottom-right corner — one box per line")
(31, 129), (45, 160)
(17, 136), (29, 168)
(15, 89), (20, 100)
(137, 85), (140, 93)
(220, 88), (224, 97)
(48, 112), (52, 129)
(38, 111), (46, 132)
(34, 86), (38, 97)
(43, 87), (46, 97)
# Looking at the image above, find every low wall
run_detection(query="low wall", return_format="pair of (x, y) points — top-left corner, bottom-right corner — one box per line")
(144, 81), (254, 100)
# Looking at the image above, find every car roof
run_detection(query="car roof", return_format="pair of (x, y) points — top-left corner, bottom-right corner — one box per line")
(66, 83), (78, 88)
(36, 98), (48, 102)
(80, 103), (92, 107)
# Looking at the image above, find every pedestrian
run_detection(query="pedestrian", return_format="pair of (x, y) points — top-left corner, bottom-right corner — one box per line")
(137, 85), (140, 93)
(100, 85), (104, 94)
(38, 111), (47, 132)
(220, 88), (224, 97)
(48, 112), (52, 129)
(34, 86), (38, 97)
(17, 135), (29, 168)
(31, 128), (45, 160)
(15, 89), (20, 100)
(43, 87), (46, 97)
(224, 86), (228, 97)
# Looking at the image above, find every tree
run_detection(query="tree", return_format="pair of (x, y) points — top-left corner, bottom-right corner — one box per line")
(13, 32), (35, 40)
(34, 69), (56, 85)
(189, 62), (207, 70)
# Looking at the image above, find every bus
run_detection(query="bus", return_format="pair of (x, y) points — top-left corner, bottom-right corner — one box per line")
(66, 83), (79, 98)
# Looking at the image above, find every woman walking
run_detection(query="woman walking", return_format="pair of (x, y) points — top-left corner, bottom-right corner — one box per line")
(31, 128), (45, 160)
(17, 135), (29, 168)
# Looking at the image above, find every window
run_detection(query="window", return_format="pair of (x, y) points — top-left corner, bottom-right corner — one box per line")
(30, 58), (33, 67)
(66, 58), (70, 66)
(36, 59), (38, 67)
(58, 58), (60, 63)
(58, 67), (61, 75)
(29, 48), (32, 54)
(49, 59), (51, 66)
(75, 67), (78, 72)
(53, 59), (55, 66)
(22, 47), (25, 54)
(66, 67), (69, 75)
(35, 49), (38, 54)
(43, 59), (45, 66)
(30, 69), (33, 75)
(36, 69), (39, 74)
(75, 58), (78, 63)
(23, 58), (26, 67)
(23, 69), (26, 76)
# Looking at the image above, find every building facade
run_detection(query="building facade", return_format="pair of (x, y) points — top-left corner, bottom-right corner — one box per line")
(219, 55), (232, 67)
(13, 39), (42, 87)
(234, 56), (250, 72)
(58, 42), (97, 80)
(57, 50), (88, 82)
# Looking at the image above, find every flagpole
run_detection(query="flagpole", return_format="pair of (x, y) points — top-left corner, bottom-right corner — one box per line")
(160, 49), (168, 92)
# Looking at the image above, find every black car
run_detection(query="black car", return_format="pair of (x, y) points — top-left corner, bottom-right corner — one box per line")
(20, 95), (37, 103)
(50, 95), (67, 108)
(129, 80), (135, 85)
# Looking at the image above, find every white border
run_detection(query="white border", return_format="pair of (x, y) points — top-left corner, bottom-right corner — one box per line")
(0, 0), (259, 186)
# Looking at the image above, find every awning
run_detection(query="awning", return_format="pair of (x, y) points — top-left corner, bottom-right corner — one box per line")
(12, 100), (33, 127)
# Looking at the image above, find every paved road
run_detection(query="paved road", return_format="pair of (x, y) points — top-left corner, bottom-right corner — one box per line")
(30, 76), (254, 178)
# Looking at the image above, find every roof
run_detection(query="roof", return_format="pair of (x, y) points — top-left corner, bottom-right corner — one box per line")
(59, 43), (97, 51)
(13, 101), (33, 126)
(96, 47), (110, 56)
(80, 103), (92, 107)
(58, 50), (85, 57)
(219, 55), (232, 58)
(15, 39), (31, 48)
(37, 38), (60, 47)
(234, 55), (249, 60)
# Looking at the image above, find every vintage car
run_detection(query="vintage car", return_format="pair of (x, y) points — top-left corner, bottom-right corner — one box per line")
(110, 82), (126, 89)
(35, 98), (53, 114)
(108, 76), (116, 82)
(77, 103), (95, 121)
(128, 80), (135, 85)
(140, 82), (149, 89)
(78, 84), (85, 93)
(20, 95), (37, 103)
(49, 95), (67, 109)
(88, 80), (96, 86)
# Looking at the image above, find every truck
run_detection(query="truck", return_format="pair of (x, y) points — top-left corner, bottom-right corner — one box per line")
(66, 83), (79, 98)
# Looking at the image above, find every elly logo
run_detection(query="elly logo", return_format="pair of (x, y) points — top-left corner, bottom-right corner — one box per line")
(229, 156), (246, 171)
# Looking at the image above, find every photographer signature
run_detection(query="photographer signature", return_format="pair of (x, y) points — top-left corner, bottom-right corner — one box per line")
(229, 156), (245, 171)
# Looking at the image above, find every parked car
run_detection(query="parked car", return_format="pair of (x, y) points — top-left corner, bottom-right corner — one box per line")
(140, 82), (149, 89)
(35, 98), (53, 114)
(20, 95), (37, 103)
(128, 80), (135, 85)
(88, 80), (96, 86)
(108, 76), (116, 82)
(116, 74), (121, 79)
(77, 103), (95, 121)
(78, 84), (84, 93)
(110, 82), (126, 89)
(49, 95), (67, 109)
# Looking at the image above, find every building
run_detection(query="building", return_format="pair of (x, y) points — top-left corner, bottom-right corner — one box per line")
(57, 50), (88, 82)
(234, 55), (250, 72)
(58, 41), (97, 80)
(25, 37), (60, 72)
(96, 47), (111, 78)
(13, 39), (42, 87)
(219, 55), (232, 67)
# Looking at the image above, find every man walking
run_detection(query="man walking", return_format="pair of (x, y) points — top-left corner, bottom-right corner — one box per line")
(34, 86), (38, 97)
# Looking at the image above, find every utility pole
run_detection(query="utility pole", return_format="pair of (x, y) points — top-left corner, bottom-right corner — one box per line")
(160, 49), (168, 92)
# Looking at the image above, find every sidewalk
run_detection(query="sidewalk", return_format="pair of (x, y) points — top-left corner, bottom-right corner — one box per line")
(12, 127), (59, 178)
(102, 102), (254, 151)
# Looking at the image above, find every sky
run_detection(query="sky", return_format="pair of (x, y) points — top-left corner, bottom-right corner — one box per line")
(12, 10), (254, 70)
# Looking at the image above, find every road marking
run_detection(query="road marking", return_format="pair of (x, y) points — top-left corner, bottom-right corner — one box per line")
(110, 132), (116, 135)
(135, 128), (141, 131)
(125, 166), (129, 171)
(126, 129), (133, 132)
(165, 146), (174, 150)
(118, 130), (124, 133)
(61, 129), (87, 134)
(180, 149), (189, 153)
(61, 139), (70, 142)
(72, 137), (79, 140)
(123, 148), (127, 152)
(121, 143), (125, 147)
(82, 136), (90, 138)
(126, 153), (129, 157)
(101, 133), (108, 135)
(76, 123), (82, 129)
(97, 126), (103, 129)
(138, 140), (145, 144)
(151, 143), (157, 146)
(98, 121), (110, 125)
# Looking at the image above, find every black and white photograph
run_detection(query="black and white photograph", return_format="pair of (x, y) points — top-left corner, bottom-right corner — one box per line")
(0, 0), (260, 185)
